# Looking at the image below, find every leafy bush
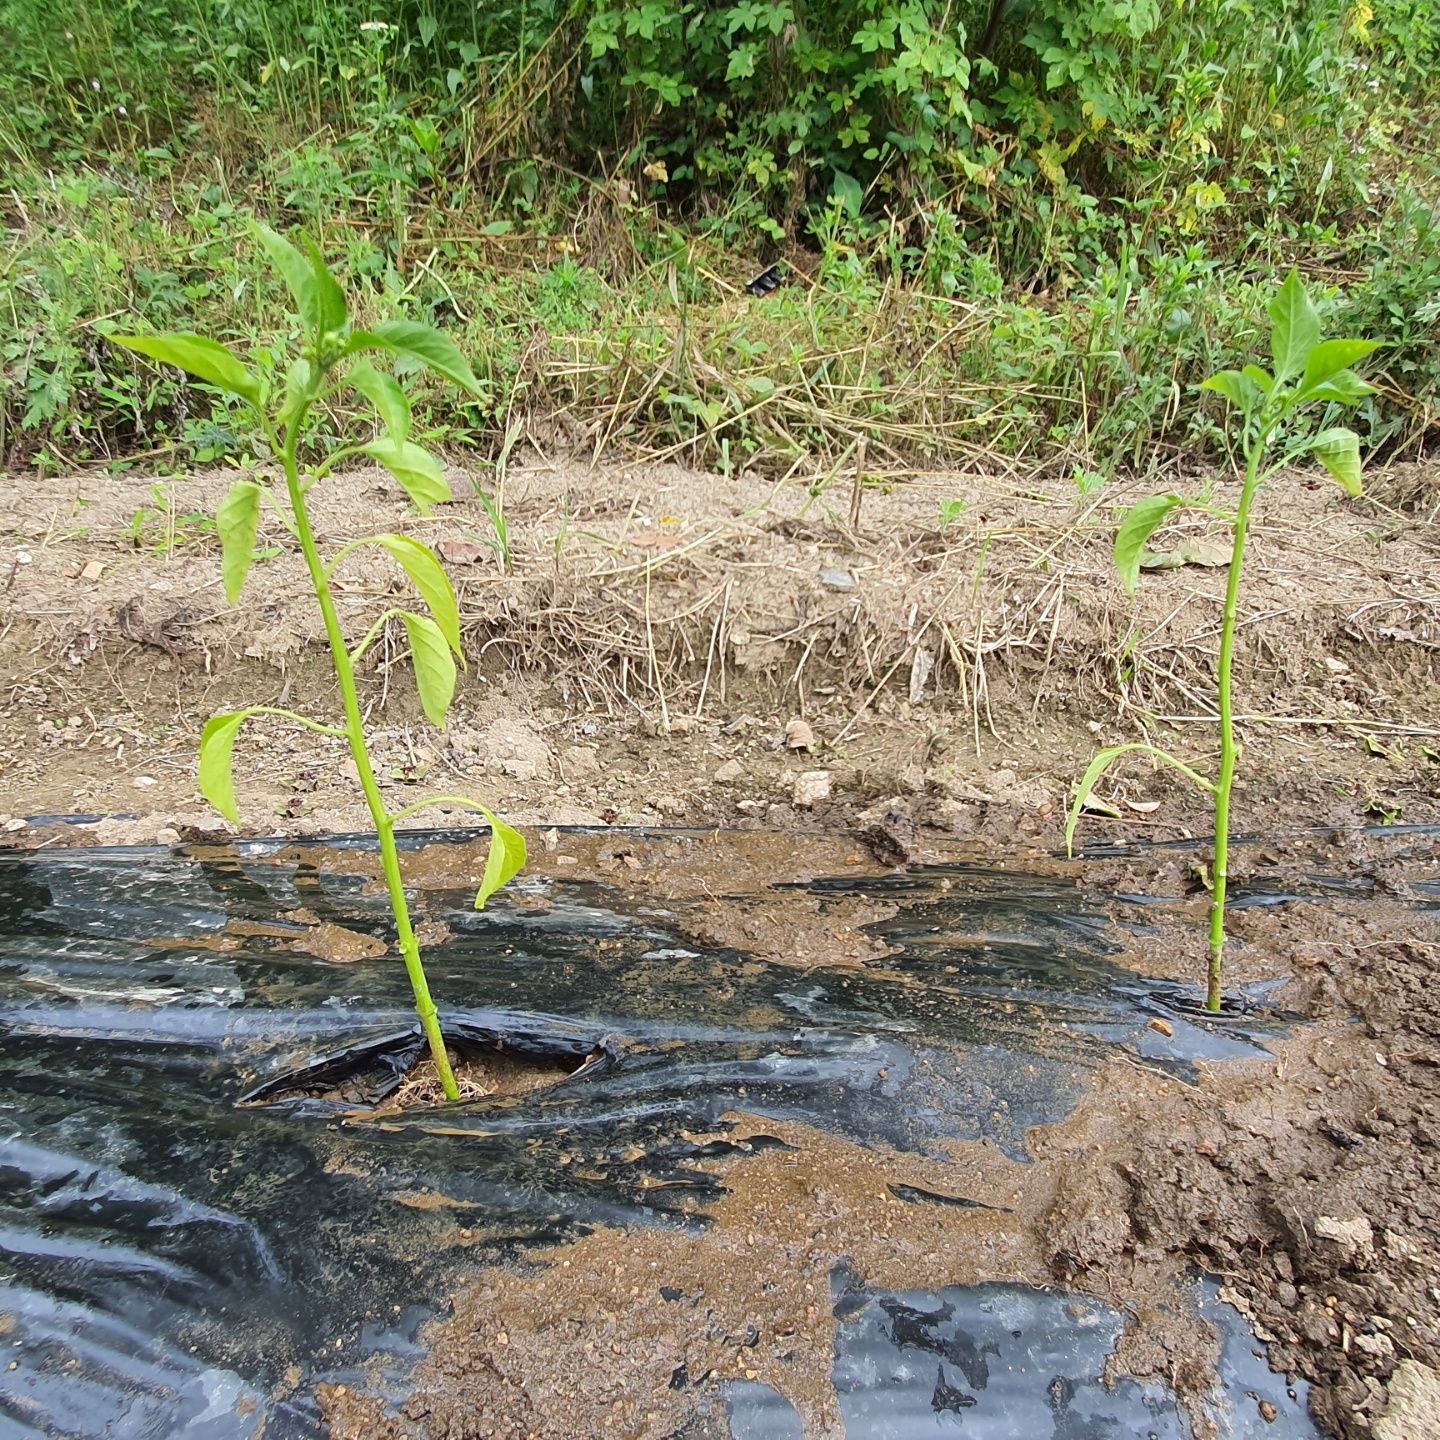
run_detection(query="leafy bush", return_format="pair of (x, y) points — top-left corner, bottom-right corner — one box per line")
(3, 0), (1440, 461)
(580, 1), (973, 238)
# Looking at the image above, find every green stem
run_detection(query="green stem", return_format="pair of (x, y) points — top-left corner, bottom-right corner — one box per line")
(348, 608), (405, 666)
(324, 536), (376, 577)
(305, 444), (364, 489)
(247, 705), (346, 738)
(259, 488), (300, 539)
(279, 414), (459, 1101)
(389, 794), (496, 826)
(1208, 432), (1266, 1012)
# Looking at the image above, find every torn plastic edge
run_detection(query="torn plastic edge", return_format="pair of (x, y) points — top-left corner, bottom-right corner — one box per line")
(744, 263), (786, 296)
(237, 1017), (621, 1113)
(1059, 819), (1440, 860)
(230, 823), (794, 857)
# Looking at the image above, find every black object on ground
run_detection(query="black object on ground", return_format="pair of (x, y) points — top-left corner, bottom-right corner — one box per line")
(745, 263), (786, 296)
(0, 835), (1316, 1438)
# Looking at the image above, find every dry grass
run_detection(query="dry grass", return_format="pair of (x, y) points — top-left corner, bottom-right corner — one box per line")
(2, 456), (1438, 764)
(383, 1048), (578, 1111)
(447, 455), (1440, 755)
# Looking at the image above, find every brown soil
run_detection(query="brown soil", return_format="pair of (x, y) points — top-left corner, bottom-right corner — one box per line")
(385, 1050), (580, 1111)
(315, 891), (1440, 1440)
(0, 457), (1436, 850)
(3, 455), (1440, 1436)
(292, 919), (390, 962)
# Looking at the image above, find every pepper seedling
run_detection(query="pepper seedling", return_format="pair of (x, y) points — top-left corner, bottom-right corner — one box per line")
(114, 228), (525, 1101)
(1067, 270), (1377, 1011)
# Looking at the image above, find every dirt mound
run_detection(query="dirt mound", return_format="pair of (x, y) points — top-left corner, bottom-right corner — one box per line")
(1039, 912), (1440, 1439)
(7, 458), (1438, 725)
(0, 457), (1437, 845)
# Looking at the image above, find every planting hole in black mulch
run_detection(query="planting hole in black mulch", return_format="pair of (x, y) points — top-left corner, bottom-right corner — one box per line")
(238, 1024), (613, 1113)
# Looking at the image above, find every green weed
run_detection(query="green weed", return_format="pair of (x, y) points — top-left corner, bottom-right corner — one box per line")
(0, 0), (1436, 474)
(938, 498), (969, 529)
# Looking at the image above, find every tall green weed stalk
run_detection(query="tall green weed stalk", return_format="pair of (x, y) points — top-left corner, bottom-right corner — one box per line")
(115, 228), (526, 1101)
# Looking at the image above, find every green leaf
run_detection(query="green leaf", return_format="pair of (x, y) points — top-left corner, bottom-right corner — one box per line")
(1199, 370), (1261, 413)
(373, 320), (484, 396)
(360, 436), (451, 512)
(343, 329), (390, 356)
(215, 480), (261, 604)
(1065, 747), (1129, 855)
(304, 235), (349, 334)
(1065, 742), (1217, 856)
(402, 612), (456, 726)
(1268, 269), (1321, 383)
(1305, 369), (1376, 404)
(370, 535), (462, 658)
(1310, 427), (1365, 496)
(110, 333), (259, 404)
(472, 807), (528, 911)
(255, 225), (319, 331)
(831, 168), (863, 217)
(199, 711), (252, 824)
(1114, 494), (1182, 597)
(348, 361), (411, 441)
(1241, 364), (1274, 394)
(1300, 338), (1379, 394)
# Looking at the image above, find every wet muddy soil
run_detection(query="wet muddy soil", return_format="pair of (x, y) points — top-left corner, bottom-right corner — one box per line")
(5, 819), (1440, 1438)
(1, 457), (1439, 1437)
(0, 821), (1436, 1436)
(318, 888), (1440, 1440)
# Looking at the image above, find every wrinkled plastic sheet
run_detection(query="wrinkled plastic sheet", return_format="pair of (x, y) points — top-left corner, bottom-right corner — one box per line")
(0, 833), (1322, 1437)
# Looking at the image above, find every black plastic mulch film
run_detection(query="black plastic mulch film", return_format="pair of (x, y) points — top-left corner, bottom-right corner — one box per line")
(0, 825), (1383, 1438)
